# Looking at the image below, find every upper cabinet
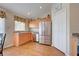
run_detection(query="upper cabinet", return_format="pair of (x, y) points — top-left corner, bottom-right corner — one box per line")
(29, 15), (51, 28)
(29, 19), (40, 28)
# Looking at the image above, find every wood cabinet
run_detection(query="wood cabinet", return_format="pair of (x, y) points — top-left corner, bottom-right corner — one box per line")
(70, 36), (77, 56)
(13, 32), (34, 46)
(29, 19), (40, 28)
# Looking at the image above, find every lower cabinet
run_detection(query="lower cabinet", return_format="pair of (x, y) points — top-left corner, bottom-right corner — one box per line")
(13, 32), (34, 46)
(71, 36), (77, 56)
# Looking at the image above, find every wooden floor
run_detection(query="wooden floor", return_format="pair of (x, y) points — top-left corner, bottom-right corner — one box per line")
(3, 42), (65, 56)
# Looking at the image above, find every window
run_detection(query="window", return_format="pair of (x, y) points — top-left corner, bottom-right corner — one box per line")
(15, 21), (25, 31)
(0, 18), (5, 33)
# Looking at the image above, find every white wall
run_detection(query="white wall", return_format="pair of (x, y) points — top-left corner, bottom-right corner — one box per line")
(70, 4), (79, 34)
(5, 10), (14, 48)
(70, 4), (79, 46)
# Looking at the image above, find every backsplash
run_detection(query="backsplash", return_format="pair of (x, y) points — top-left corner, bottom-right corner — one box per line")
(29, 28), (39, 33)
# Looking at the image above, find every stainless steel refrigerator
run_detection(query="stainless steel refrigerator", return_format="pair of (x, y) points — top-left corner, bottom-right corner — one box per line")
(38, 21), (52, 45)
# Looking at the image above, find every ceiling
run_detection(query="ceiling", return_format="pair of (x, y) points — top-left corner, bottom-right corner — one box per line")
(0, 3), (52, 19)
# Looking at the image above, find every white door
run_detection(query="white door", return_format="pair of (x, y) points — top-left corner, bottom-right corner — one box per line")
(53, 8), (67, 54)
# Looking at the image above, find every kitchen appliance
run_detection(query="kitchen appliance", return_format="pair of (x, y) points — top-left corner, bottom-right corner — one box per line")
(38, 21), (52, 45)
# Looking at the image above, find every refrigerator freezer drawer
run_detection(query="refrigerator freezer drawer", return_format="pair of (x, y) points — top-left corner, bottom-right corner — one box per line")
(39, 36), (51, 45)
(44, 36), (52, 45)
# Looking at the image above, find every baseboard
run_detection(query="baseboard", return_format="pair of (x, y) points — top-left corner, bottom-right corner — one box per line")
(38, 42), (51, 46)
(4, 44), (13, 49)
(53, 46), (65, 55)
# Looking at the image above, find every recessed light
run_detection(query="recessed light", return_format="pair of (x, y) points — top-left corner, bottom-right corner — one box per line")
(40, 6), (42, 9)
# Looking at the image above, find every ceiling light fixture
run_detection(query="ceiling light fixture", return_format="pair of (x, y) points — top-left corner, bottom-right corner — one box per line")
(40, 6), (42, 9)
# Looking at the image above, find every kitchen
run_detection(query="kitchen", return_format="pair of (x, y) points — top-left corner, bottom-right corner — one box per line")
(13, 14), (52, 47)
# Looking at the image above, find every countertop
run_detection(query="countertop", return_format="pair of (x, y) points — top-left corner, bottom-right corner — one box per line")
(14, 31), (30, 33)
(72, 33), (79, 38)
(14, 31), (39, 34)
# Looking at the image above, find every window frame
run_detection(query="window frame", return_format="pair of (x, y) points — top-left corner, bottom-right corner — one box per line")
(14, 21), (26, 31)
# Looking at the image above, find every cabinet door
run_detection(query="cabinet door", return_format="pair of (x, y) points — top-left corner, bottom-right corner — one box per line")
(53, 8), (67, 54)
(71, 36), (77, 56)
